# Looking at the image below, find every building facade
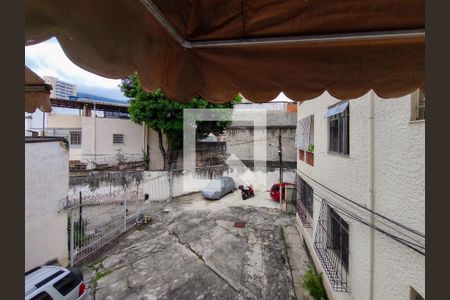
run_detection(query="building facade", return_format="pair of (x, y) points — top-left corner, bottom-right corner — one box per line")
(43, 76), (77, 99)
(295, 91), (425, 300)
(46, 113), (167, 170)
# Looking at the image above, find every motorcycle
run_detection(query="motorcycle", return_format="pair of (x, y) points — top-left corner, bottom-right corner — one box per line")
(238, 185), (255, 200)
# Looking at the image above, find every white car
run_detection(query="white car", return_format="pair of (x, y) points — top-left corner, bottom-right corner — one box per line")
(25, 265), (88, 300)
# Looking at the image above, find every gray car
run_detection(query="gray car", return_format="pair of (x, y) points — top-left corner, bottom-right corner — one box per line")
(201, 177), (236, 200)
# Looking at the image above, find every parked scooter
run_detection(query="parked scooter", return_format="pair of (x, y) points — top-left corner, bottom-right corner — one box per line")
(238, 185), (255, 200)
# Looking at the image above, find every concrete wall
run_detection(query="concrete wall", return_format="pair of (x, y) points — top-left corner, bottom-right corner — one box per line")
(25, 139), (69, 271)
(69, 171), (144, 202)
(47, 114), (82, 128)
(295, 92), (425, 300)
(172, 167), (295, 196)
(226, 127), (297, 164)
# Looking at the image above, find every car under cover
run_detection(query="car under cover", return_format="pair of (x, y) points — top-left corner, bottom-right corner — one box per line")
(201, 177), (235, 200)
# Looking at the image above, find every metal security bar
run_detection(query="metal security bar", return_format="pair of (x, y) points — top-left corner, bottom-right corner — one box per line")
(294, 174), (313, 227)
(68, 174), (170, 266)
(314, 201), (349, 292)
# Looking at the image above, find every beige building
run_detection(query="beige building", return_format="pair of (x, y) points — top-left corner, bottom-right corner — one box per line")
(46, 112), (167, 170)
(294, 91), (425, 300)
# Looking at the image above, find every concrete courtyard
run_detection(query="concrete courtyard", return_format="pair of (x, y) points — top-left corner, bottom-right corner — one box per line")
(82, 191), (312, 300)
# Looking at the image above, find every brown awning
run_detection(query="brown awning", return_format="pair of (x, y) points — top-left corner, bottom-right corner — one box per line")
(25, 0), (424, 103)
(25, 66), (52, 113)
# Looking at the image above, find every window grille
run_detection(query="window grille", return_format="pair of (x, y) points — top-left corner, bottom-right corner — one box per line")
(296, 115), (314, 150)
(113, 134), (124, 144)
(69, 131), (81, 145)
(294, 174), (313, 227)
(328, 102), (349, 155)
(314, 201), (349, 292)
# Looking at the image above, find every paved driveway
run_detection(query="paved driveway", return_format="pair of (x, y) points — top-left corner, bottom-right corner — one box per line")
(82, 192), (310, 300)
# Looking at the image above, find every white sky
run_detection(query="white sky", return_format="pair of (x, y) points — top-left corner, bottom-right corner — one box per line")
(25, 37), (294, 103)
(25, 37), (128, 100)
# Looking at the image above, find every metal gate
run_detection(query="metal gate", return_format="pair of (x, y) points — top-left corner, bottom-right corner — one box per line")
(67, 172), (171, 266)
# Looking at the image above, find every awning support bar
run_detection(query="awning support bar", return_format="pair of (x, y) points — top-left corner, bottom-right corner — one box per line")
(140, 0), (425, 49)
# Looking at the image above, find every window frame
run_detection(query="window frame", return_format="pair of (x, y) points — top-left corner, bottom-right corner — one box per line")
(327, 102), (350, 155)
(69, 130), (82, 145)
(314, 201), (349, 291)
(411, 89), (425, 121)
(53, 272), (81, 296)
(112, 133), (124, 144)
(295, 175), (314, 227)
(329, 206), (350, 272)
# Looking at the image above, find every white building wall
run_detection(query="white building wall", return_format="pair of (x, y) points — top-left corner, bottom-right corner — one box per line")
(372, 95), (425, 299)
(296, 91), (424, 300)
(25, 140), (69, 271)
(81, 117), (145, 164)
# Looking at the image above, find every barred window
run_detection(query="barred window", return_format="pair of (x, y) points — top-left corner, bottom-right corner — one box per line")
(294, 175), (314, 227)
(69, 131), (81, 145)
(314, 201), (349, 291)
(113, 134), (124, 144)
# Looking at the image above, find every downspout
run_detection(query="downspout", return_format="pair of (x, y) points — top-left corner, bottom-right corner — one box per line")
(93, 103), (97, 163)
(368, 91), (376, 300)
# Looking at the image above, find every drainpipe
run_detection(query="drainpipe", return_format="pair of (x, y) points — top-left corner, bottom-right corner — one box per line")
(368, 91), (376, 300)
(93, 103), (97, 163)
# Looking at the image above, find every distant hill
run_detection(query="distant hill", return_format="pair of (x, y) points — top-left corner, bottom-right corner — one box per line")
(76, 92), (130, 105)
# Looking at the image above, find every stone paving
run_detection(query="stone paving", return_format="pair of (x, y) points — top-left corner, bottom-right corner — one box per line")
(82, 192), (311, 300)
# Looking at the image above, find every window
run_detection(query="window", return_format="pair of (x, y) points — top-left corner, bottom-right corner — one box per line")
(30, 291), (53, 300)
(327, 101), (349, 155)
(69, 131), (81, 145)
(411, 89), (425, 121)
(53, 273), (80, 296)
(113, 134), (124, 144)
(294, 175), (313, 227)
(296, 115), (314, 151)
(314, 202), (349, 291)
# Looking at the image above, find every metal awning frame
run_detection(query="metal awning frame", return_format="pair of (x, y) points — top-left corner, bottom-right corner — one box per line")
(140, 0), (425, 49)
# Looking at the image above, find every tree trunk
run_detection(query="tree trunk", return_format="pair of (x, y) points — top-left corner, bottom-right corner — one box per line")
(156, 128), (168, 170)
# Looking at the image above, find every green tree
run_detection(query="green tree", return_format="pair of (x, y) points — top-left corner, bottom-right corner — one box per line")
(120, 73), (241, 170)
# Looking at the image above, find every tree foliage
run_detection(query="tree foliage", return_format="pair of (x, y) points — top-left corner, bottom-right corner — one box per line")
(120, 73), (241, 169)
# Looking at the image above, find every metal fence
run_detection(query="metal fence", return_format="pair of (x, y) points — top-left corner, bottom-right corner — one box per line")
(67, 173), (171, 266)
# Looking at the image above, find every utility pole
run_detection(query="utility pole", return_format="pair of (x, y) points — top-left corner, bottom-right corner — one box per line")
(278, 128), (283, 184)
(79, 191), (83, 230)
(42, 112), (46, 136)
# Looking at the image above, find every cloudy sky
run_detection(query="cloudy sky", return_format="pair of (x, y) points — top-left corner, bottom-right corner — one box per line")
(25, 37), (293, 103)
(25, 37), (128, 101)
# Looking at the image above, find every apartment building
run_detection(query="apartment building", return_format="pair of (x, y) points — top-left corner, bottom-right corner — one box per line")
(294, 91), (425, 300)
(43, 76), (77, 99)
